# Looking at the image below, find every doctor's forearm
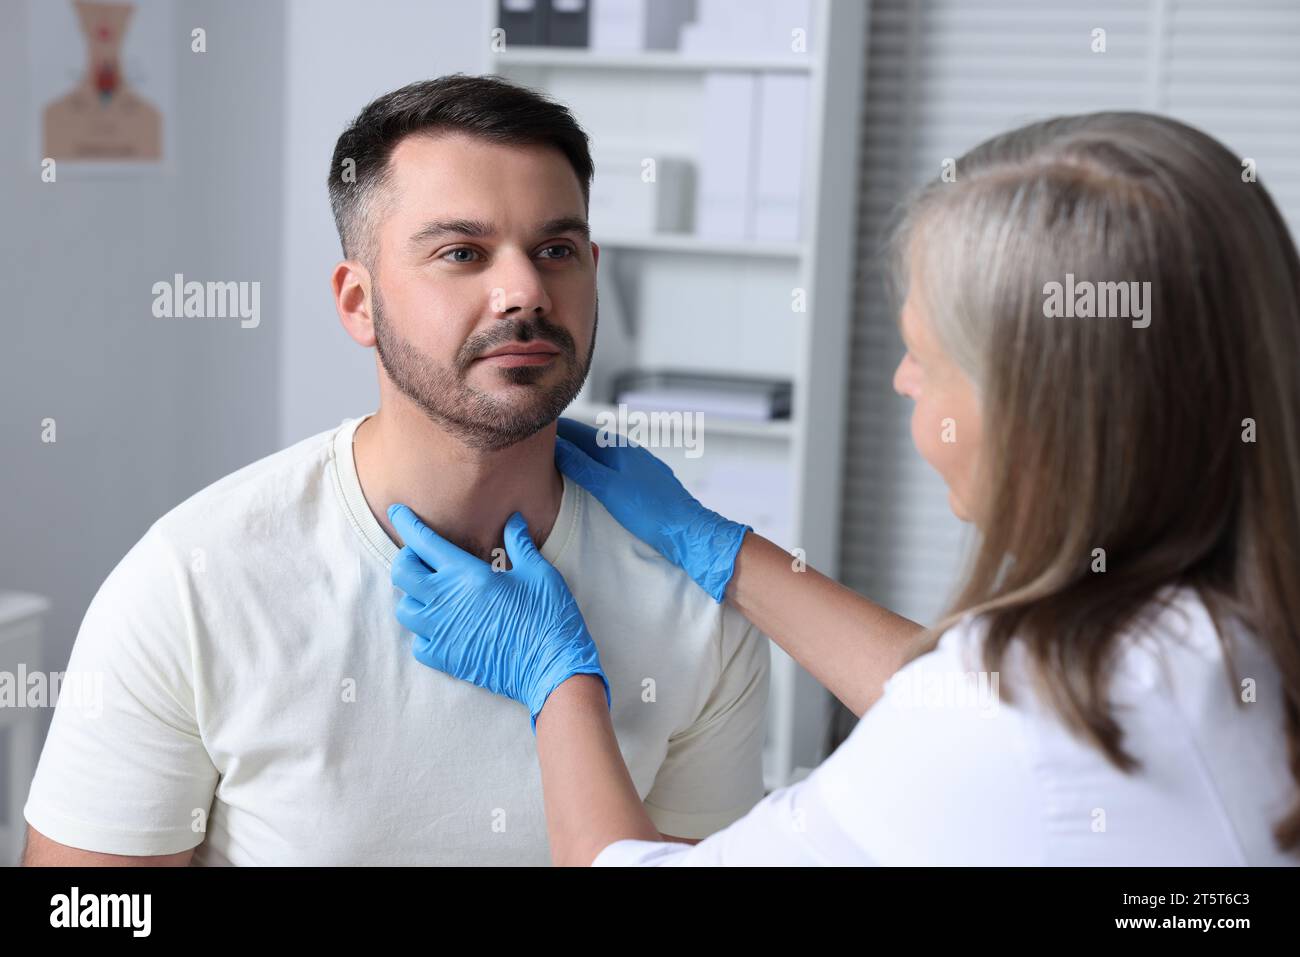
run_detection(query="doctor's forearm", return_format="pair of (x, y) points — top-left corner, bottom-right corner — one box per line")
(535, 674), (661, 866)
(726, 533), (924, 717)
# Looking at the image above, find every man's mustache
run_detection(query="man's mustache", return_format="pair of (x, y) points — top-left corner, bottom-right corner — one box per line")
(456, 317), (577, 371)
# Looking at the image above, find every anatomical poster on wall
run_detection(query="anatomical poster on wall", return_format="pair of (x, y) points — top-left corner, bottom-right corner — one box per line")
(28, 0), (175, 173)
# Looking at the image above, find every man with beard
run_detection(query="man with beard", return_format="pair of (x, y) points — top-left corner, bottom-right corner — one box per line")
(22, 75), (770, 866)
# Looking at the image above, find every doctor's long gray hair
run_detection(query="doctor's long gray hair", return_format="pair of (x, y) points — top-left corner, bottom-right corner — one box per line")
(889, 112), (1300, 852)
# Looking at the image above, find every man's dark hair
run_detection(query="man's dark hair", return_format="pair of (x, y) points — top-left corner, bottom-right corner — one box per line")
(327, 74), (594, 265)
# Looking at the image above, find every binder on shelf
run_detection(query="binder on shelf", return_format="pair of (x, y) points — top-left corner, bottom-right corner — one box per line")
(547, 0), (590, 48)
(497, 0), (547, 47)
(610, 370), (793, 422)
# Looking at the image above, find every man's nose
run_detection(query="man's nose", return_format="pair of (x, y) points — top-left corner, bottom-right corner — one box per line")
(489, 253), (552, 318)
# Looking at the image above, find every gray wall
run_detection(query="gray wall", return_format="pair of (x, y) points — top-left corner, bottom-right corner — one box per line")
(0, 0), (286, 701)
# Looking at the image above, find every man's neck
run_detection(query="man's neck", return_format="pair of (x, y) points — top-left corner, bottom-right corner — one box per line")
(352, 400), (564, 561)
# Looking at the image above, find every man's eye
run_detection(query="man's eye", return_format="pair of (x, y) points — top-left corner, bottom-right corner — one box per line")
(441, 248), (480, 264)
(538, 245), (574, 260)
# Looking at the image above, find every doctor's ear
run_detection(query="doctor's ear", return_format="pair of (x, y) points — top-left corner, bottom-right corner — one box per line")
(332, 259), (377, 348)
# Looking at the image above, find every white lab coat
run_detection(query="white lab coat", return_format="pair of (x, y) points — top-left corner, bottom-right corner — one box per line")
(595, 587), (1298, 866)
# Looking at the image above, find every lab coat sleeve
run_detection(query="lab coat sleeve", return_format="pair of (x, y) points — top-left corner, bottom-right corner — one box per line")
(595, 765), (876, 865)
(596, 619), (1046, 865)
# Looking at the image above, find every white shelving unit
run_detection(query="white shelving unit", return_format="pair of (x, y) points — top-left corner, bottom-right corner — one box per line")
(486, 0), (867, 789)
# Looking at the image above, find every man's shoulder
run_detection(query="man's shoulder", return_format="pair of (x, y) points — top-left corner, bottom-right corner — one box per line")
(565, 480), (765, 649)
(72, 421), (361, 665)
(150, 418), (354, 547)
(566, 481), (720, 613)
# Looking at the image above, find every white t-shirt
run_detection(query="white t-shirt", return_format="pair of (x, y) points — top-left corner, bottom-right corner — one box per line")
(24, 415), (770, 865)
(595, 587), (1298, 866)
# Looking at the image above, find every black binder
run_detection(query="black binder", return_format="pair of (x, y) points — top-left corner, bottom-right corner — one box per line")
(546, 0), (590, 48)
(497, 0), (547, 47)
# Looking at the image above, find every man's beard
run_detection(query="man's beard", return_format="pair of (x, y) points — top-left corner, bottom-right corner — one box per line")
(371, 283), (596, 452)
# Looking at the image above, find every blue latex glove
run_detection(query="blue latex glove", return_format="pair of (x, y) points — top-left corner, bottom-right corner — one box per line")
(553, 418), (750, 603)
(388, 503), (610, 732)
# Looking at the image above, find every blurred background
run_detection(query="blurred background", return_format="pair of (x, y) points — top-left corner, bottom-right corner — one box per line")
(2, 0), (1298, 864)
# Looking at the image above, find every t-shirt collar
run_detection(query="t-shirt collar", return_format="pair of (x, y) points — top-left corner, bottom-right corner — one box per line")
(330, 413), (578, 568)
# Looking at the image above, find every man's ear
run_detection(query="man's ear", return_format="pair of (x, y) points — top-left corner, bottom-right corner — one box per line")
(333, 259), (376, 347)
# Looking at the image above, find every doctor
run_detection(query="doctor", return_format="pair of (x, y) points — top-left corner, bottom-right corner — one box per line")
(388, 111), (1300, 865)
